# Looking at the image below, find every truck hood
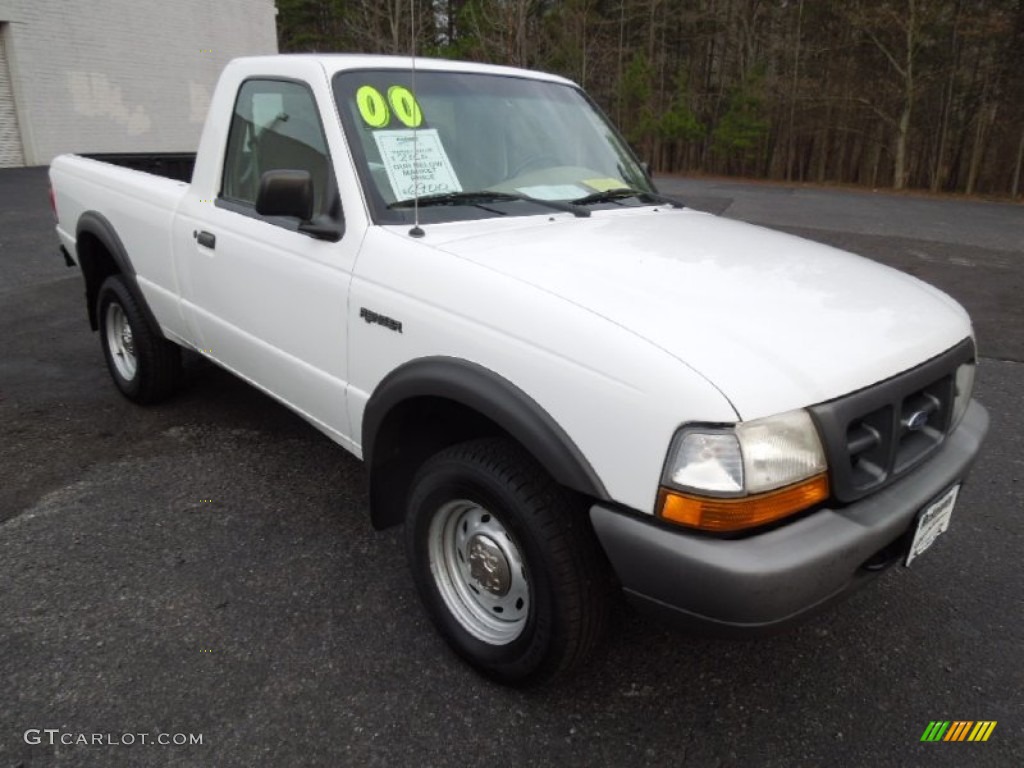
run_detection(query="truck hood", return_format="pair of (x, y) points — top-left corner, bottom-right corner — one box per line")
(423, 208), (972, 419)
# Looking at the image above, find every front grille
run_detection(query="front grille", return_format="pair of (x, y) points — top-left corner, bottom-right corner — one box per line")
(810, 339), (974, 503)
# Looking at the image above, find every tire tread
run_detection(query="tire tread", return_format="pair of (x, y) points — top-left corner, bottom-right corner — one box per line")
(406, 437), (610, 685)
(97, 275), (181, 404)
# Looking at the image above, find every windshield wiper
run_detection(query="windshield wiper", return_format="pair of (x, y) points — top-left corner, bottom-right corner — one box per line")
(389, 191), (589, 218)
(570, 188), (685, 208)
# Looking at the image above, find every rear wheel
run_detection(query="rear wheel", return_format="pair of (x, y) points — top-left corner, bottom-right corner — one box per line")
(405, 438), (609, 685)
(96, 275), (181, 404)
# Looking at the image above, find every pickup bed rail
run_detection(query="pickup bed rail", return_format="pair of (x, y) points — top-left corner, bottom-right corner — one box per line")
(80, 152), (196, 183)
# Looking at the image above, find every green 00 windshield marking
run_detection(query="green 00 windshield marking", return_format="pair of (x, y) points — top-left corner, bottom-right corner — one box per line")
(332, 69), (653, 225)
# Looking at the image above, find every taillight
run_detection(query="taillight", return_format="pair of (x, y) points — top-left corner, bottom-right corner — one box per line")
(49, 186), (58, 220)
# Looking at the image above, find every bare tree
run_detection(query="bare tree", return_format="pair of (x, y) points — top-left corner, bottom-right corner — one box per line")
(275, 0), (1024, 198)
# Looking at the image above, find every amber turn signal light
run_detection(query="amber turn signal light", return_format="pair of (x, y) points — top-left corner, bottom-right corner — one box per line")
(657, 473), (829, 533)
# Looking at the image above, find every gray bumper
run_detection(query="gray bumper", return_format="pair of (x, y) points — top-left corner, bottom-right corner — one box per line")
(590, 400), (989, 633)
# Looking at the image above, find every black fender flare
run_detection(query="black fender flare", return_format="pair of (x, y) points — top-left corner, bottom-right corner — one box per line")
(362, 357), (610, 522)
(76, 211), (162, 335)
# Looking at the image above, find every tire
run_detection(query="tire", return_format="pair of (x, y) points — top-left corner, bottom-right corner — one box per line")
(405, 437), (609, 685)
(96, 275), (181, 404)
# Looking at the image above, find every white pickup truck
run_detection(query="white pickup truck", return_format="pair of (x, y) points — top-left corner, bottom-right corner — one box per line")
(50, 54), (988, 685)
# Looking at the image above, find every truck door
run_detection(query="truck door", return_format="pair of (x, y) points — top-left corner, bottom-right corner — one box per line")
(174, 77), (358, 446)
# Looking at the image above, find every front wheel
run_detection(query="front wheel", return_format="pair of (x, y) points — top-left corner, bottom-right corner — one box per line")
(405, 438), (609, 685)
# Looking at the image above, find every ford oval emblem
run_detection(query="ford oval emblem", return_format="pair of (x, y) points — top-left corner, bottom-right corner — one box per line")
(906, 411), (929, 431)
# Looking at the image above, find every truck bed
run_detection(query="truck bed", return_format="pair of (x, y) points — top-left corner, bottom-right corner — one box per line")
(80, 152), (196, 184)
(51, 152), (195, 344)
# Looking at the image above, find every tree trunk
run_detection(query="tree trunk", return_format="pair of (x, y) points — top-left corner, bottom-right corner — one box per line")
(893, 101), (911, 190)
(931, 1), (961, 193)
(966, 65), (993, 196)
(1013, 126), (1024, 199)
(616, 0), (625, 125)
(892, 0), (916, 190)
(786, 0), (804, 181)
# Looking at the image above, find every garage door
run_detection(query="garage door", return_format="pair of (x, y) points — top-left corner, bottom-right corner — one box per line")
(0, 28), (26, 167)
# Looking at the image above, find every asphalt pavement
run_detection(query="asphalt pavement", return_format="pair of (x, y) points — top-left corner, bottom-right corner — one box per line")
(1, 168), (1021, 767)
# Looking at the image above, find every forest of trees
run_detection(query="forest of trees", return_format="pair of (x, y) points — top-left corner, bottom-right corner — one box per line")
(277, 1), (1024, 198)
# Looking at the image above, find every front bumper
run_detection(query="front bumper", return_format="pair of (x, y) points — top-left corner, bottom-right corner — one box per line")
(591, 400), (989, 634)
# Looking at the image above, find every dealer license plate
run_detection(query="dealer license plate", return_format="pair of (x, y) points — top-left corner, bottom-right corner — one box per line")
(905, 484), (960, 567)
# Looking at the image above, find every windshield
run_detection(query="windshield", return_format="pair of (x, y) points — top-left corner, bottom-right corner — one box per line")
(332, 69), (653, 225)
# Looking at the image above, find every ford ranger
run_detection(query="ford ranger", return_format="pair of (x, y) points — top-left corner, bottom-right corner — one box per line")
(49, 54), (989, 685)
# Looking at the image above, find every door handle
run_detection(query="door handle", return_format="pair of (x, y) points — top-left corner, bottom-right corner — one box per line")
(196, 231), (216, 249)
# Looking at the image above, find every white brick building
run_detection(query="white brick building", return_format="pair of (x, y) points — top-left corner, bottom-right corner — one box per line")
(0, 0), (278, 167)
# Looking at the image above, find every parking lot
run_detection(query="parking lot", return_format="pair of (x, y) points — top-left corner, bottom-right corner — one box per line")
(1, 167), (1021, 767)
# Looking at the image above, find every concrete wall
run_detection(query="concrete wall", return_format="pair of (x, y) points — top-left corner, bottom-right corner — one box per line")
(0, 0), (278, 165)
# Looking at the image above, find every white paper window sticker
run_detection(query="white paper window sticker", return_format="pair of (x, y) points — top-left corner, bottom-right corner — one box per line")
(372, 129), (462, 201)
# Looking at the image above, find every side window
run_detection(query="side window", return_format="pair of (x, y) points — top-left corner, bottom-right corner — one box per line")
(221, 79), (334, 220)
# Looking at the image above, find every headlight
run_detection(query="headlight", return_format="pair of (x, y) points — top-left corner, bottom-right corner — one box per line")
(658, 409), (829, 532)
(951, 361), (975, 429)
(664, 431), (744, 495)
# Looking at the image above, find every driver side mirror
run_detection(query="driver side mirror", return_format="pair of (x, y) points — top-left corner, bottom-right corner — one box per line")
(255, 169), (344, 242)
(256, 169), (314, 221)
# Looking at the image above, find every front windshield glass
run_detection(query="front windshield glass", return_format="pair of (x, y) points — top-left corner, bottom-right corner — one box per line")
(332, 68), (653, 224)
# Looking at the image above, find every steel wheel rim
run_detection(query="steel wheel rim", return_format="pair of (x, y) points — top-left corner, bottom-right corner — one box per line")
(105, 301), (137, 381)
(428, 499), (530, 645)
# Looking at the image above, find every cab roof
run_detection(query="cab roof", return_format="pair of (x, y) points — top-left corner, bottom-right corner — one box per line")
(232, 54), (576, 87)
